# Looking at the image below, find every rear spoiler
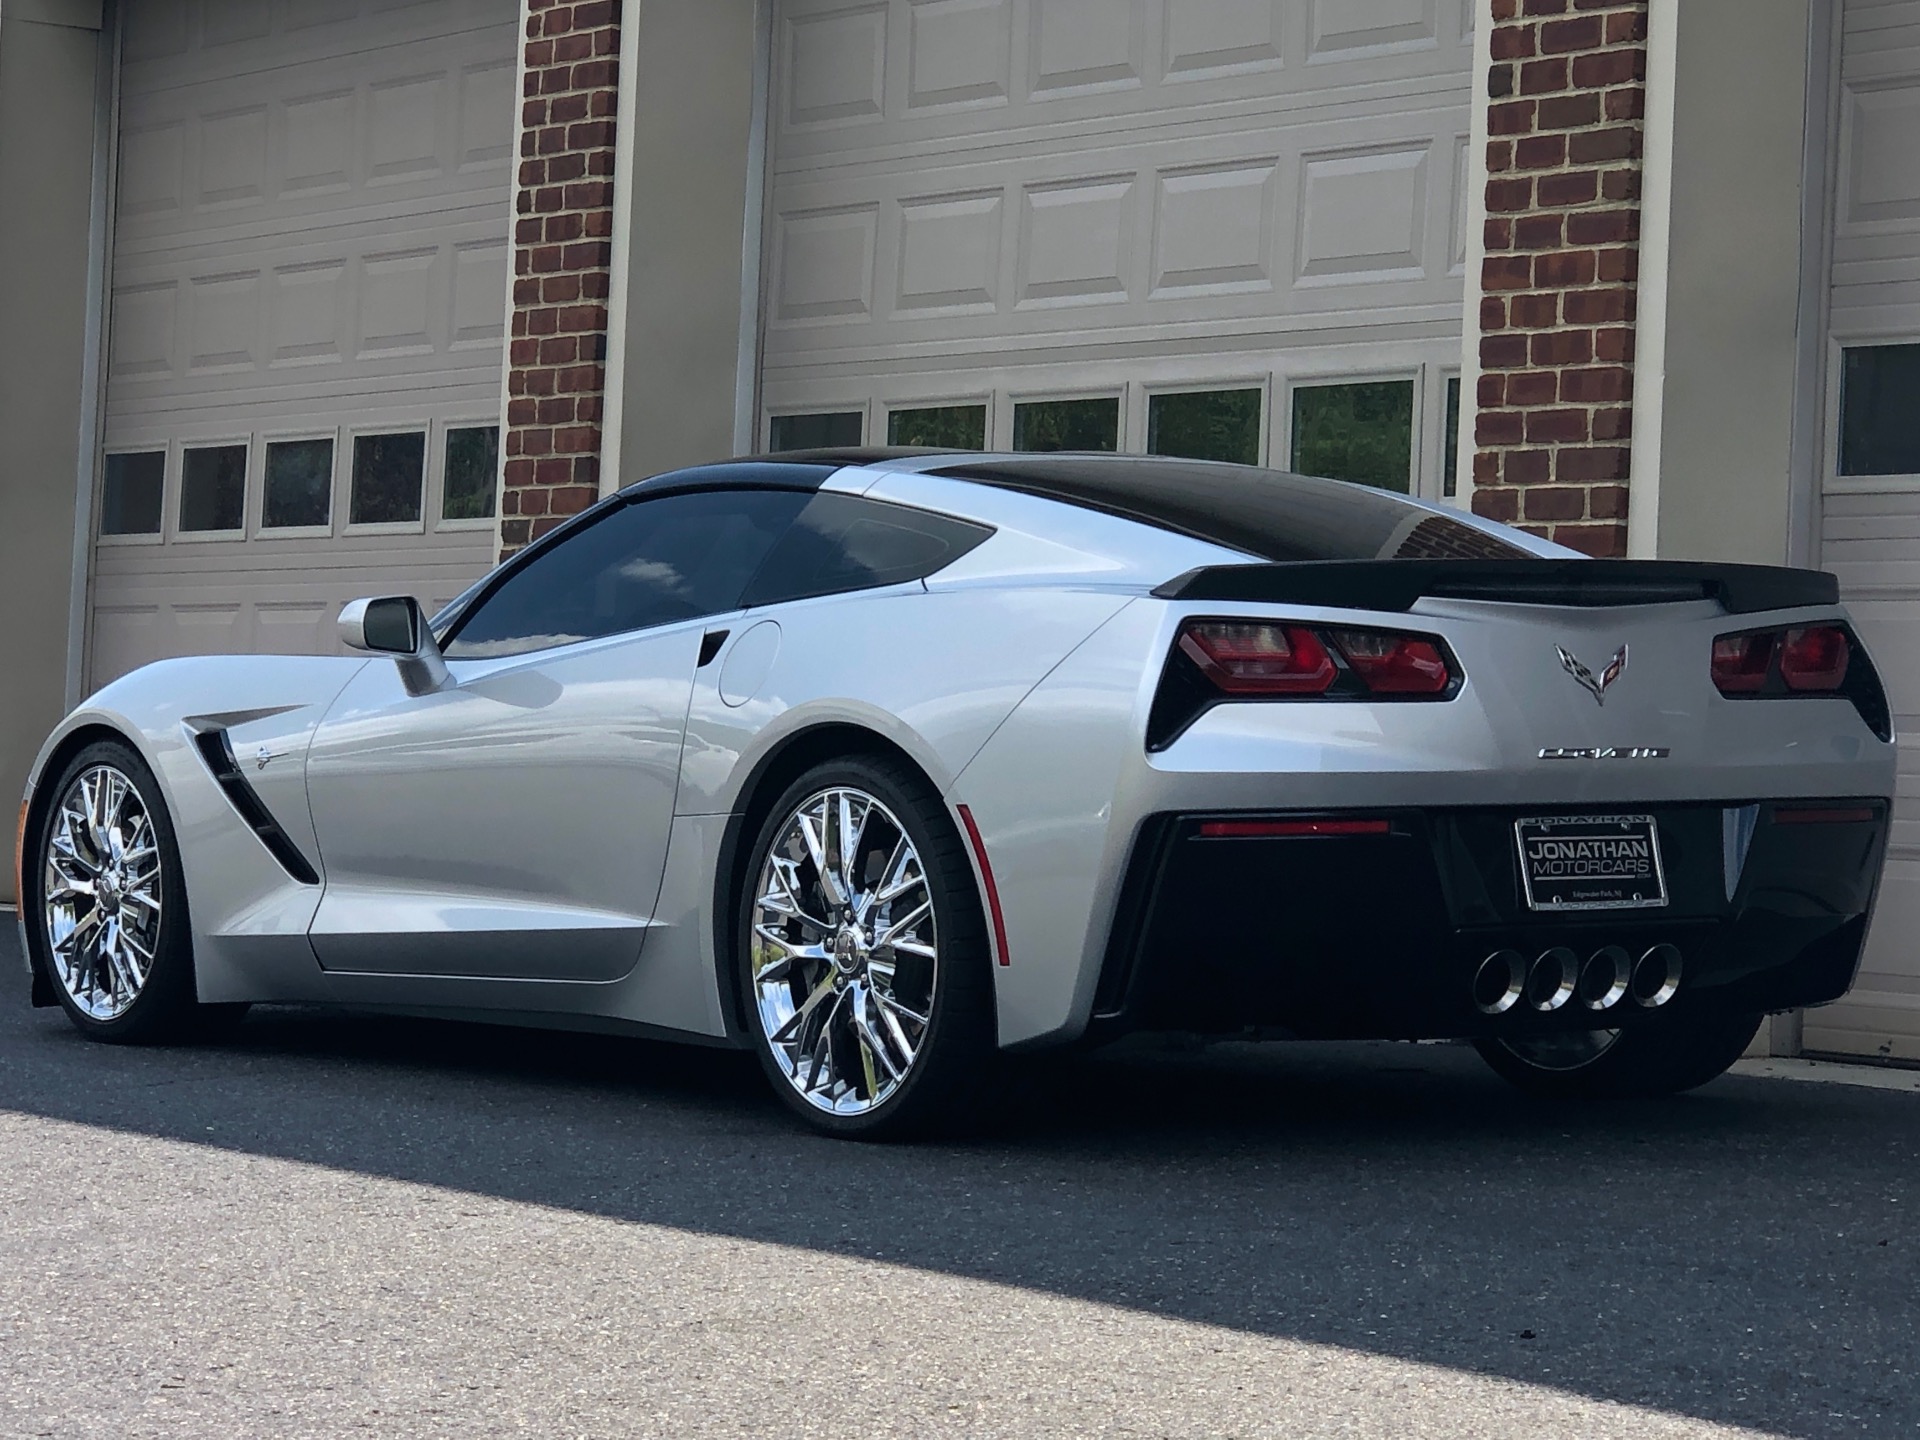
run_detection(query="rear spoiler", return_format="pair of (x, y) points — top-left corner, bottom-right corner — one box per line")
(1151, 559), (1839, 616)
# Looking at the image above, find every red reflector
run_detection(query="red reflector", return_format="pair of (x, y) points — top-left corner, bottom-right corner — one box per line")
(1179, 622), (1336, 695)
(1772, 806), (1876, 826)
(1780, 625), (1850, 692)
(1198, 818), (1392, 839)
(955, 803), (1011, 967)
(1330, 629), (1452, 695)
(1712, 632), (1777, 694)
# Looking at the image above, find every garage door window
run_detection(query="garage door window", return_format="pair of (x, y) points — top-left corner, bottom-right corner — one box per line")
(1291, 380), (1414, 493)
(1013, 397), (1119, 452)
(1839, 344), (1920, 478)
(770, 412), (862, 451)
(443, 426), (500, 521)
(100, 452), (165, 537)
(350, 431), (426, 526)
(262, 439), (334, 530)
(888, 404), (986, 449)
(1147, 389), (1262, 465)
(179, 444), (247, 533)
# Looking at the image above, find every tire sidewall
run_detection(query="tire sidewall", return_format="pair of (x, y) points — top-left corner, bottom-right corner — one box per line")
(1477, 1007), (1762, 1099)
(26, 739), (199, 1043)
(737, 756), (991, 1139)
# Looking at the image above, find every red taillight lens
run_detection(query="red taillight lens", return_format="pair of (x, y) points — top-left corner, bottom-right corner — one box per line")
(1711, 632), (1777, 694)
(1780, 625), (1850, 691)
(1179, 622), (1337, 695)
(1329, 629), (1452, 695)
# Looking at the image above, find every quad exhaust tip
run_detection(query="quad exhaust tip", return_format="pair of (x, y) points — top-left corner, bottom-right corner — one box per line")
(1473, 944), (1681, 1017)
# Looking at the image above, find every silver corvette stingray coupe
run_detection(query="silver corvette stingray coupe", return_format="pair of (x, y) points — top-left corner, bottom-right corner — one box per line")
(16, 451), (1897, 1136)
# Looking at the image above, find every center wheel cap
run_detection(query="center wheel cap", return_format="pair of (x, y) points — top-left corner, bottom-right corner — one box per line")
(831, 923), (867, 977)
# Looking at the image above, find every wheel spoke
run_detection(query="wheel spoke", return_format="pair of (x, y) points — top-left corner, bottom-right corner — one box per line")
(770, 971), (840, 1045)
(854, 989), (902, 1086)
(874, 988), (930, 1030)
(797, 809), (846, 911)
(873, 898), (932, 952)
(751, 926), (827, 984)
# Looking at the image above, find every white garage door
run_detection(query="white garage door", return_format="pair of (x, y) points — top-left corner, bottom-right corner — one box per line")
(1809, 0), (1920, 1059)
(89, 0), (517, 686)
(760, 0), (1475, 500)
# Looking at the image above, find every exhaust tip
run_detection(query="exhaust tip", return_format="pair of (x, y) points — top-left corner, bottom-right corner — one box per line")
(1473, 950), (1526, 1015)
(1578, 945), (1632, 1011)
(1632, 944), (1683, 1008)
(1526, 947), (1579, 1013)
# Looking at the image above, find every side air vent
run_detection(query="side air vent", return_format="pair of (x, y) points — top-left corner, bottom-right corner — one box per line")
(191, 730), (320, 885)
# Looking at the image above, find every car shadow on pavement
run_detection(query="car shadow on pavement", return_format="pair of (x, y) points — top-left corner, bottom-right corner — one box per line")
(0, 944), (1913, 1439)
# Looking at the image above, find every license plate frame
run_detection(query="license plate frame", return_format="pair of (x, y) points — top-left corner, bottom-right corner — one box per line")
(1514, 813), (1668, 912)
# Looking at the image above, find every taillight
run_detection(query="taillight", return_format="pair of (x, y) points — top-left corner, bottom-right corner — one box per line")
(1710, 621), (1887, 740)
(1711, 632), (1776, 694)
(1780, 625), (1849, 691)
(1178, 622), (1337, 695)
(1172, 619), (1456, 700)
(1329, 629), (1452, 695)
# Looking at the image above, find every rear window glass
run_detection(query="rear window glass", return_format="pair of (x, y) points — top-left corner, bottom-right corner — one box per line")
(741, 493), (993, 607)
(930, 455), (1528, 562)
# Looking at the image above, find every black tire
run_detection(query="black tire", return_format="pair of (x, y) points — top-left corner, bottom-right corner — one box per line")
(1474, 1008), (1763, 1100)
(24, 739), (246, 1045)
(737, 754), (995, 1140)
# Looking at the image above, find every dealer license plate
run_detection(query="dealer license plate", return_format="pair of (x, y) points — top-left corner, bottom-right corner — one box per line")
(1514, 814), (1668, 912)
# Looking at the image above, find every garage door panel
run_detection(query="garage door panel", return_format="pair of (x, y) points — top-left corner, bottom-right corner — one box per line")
(92, 0), (515, 686)
(1816, 0), (1920, 1057)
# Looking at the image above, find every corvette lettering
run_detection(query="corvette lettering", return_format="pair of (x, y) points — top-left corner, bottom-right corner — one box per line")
(1538, 747), (1671, 760)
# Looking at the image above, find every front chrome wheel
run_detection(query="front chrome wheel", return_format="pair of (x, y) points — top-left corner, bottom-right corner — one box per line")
(42, 764), (164, 1021)
(749, 786), (938, 1117)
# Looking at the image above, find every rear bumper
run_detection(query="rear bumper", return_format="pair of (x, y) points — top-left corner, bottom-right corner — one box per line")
(1092, 799), (1890, 1041)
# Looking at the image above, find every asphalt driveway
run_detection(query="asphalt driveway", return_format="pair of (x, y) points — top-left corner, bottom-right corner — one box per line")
(0, 920), (1914, 1438)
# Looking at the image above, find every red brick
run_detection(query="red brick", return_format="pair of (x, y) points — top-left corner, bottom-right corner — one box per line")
(547, 152), (587, 183)
(526, 306), (558, 336)
(1594, 326), (1636, 363)
(544, 212), (584, 243)
(1556, 445), (1632, 482)
(1509, 292), (1560, 328)
(558, 363), (604, 392)
(1489, 63), (1516, 99)
(538, 335), (579, 365)
(581, 270), (611, 298)
(1525, 408), (1590, 444)
(548, 484), (599, 515)
(1481, 333), (1532, 368)
(1535, 250), (1597, 287)
(1572, 48), (1643, 86)
(1478, 410), (1526, 445)
(1592, 406), (1632, 441)
(556, 304), (608, 333)
(1553, 522), (1627, 558)
(567, 120), (616, 150)
(562, 240), (613, 269)
(1531, 330), (1595, 366)
(517, 487), (549, 516)
(1537, 92), (1601, 129)
(1487, 177), (1534, 213)
(1564, 287), (1632, 324)
(553, 31), (593, 62)
(1519, 57), (1568, 94)
(534, 457), (572, 486)
(1522, 0), (1569, 13)
(1567, 208), (1637, 245)
(522, 427), (554, 456)
(572, 58), (616, 90)
(1589, 484), (1631, 519)
(504, 458), (537, 487)
(1600, 166), (1640, 201)
(1560, 365), (1633, 403)
(500, 517), (532, 549)
(1488, 99), (1537, 135)
(528, 516), (565, 541)
(573, 0), (616, 26)
(1525, 486), (1587, 522)
(509, 337), (539, 366)
(1481, 295), (1509, 331)
(1539, 15), (1604, 52)
(1604, 10), (1647, 43)
(1489, 24), (1537, 61)
(1514, 213), (1564, 250)
(564, 181), (615, 210)
(513, 276), (541, 305)
(1514, 134), (1569, 170)
(1507, 370), (1559, 406)
(1484, 254), (1535, 291)
(1596, 247), (1638, 283)
(550, 92), (591, 123)
(537, 396), (575, 425)
(1605, 85), (1645, 121)
(1491, 0), (1520, 18)
(1475, 487), (1522, 524)
(553, 425), (599, 454)
(1473, 451), (1501, 484)
(1570, 126), (1640, 164)
(1487, 139), (1514, 172)
(524, 39), (553, 68)
(1536, 169), (1599, 208)
(1479, 372), (1508, 406)
(541, 6), (574, 37)
(507, 397), (538, 426)
(1505, 447), (1552, 485)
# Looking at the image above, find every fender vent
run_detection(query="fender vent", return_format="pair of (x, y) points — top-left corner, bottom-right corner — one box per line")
(191, 730), (320, 885)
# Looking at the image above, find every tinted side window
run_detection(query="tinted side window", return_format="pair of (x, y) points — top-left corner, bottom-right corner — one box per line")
(740, 493), (993, 608)
(445, 489), (809, 659)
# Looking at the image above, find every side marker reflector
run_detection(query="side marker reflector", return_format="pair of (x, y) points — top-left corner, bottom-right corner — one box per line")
(14, 799), (28, 911)
(1198, 818), (1392, 839)
(955, 803), (1010, 968)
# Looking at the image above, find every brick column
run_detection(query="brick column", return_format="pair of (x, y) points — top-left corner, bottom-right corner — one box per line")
(1471, 0), (1648, 557)
(502, 0), (622, 555)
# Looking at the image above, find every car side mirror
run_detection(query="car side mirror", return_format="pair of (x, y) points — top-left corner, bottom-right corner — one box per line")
(338, 596), (451, 697)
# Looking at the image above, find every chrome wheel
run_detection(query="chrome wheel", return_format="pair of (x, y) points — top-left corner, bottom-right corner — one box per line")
(42, 764), (164, 1021)
(750, 786), (937, 1116)
(1498, 1029), (1621, 1072)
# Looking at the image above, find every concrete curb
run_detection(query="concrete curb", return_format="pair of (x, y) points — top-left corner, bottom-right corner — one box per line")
(1732, 1055), (1920, 1094)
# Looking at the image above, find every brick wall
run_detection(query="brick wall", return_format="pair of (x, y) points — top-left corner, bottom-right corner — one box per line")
(502, 0), (622, 555)
(1471, 0), (1648, 557)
